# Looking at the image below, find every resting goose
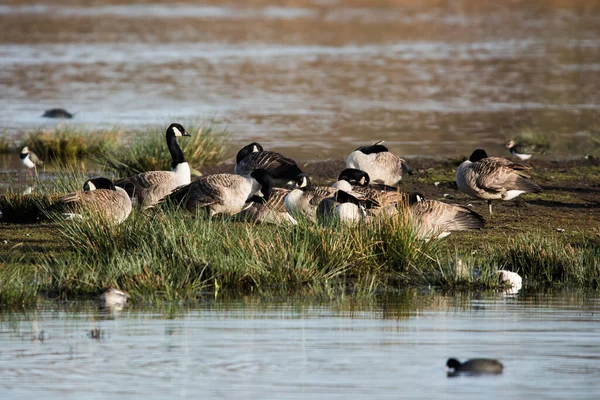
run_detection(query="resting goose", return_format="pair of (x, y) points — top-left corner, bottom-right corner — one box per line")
(408, 193), (484, 240)
(284, 174), (338, 223)
(317, 189), (379, 226)
(235, 188), (297, 225)
(333, 168), (403, 216)
(115, 123), (191, 209)
(234, 142), (303, 187)
(456, 149), (542, 214)
(51, 177), (132, 224)
(345, 141), (412, 187)
(166, 169), (273, 217)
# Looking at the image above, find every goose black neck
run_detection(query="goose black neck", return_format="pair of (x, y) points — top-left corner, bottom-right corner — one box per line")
(167, 132), (186, 168)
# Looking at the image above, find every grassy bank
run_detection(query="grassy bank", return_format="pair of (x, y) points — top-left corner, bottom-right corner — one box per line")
(1, 158), (600, 306)
(1, 120), (228, 174)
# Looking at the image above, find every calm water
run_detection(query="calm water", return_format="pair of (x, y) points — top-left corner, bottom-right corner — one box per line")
(1, 291), (599, 399)
(1, 1), (600, 159)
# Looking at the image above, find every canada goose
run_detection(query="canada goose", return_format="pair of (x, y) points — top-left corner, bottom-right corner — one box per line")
(115, 123), (191, 209)
(51, 177), (132, 224)
(235, 142), (303, 187)
(408, 193), (484, 240)
(445, 358), (504, 375)
(166, 169), (273, 217)
(317, 189), (379, 226)
(235, 187), (297, 225)
(284, 174), (338, 223)
(505, 139), (547, 161)
(20, 147), (43, 175)
(456, 149), (542, 214)
(334, 168), (403, 215)
(345, 141), (412, 186)
(42, 108), (74, 119)
(99, 287), (130, 311)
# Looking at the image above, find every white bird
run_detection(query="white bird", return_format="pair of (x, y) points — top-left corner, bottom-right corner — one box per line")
(345, 141), (412, 187)
(166, 169), (273, 218)
(115, 123), (191, 209)
(456, 149), (542, 214)
(99, 287), (130, 311)
(497, 270), (523, 294)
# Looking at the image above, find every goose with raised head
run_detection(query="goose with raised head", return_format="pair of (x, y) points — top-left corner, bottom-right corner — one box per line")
(166, 169), (273, 217)
(445, 358), (504, 376)
(51, 177), (132, 224)
(234, 142), (303, 187)
(345, 141), (412, 187)
(115, 123), (191, 209)
(235, 187), (297, 225)
(317, 189), (380, 226)
(456, 149), (542, 214)
(20, 146), (43, 175)
(408, 193), (484, 240)
(284, 173), (338, 223)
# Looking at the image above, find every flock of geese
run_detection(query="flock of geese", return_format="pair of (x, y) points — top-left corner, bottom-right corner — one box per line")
(20, 122), (542, 240)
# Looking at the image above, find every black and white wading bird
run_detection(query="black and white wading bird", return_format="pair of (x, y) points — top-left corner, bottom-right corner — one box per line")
(505, 139), (547, 161)
(345, 141), (412, 187)
(50, 177), (132, 224)
(456, 149), (542, 214)
(235, 142), (303, 187)
(20, 147), (43, 175)
(165, 169), (273, 218)
(115, 123), (191, 209)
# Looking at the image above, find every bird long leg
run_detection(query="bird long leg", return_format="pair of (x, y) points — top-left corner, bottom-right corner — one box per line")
(488, 200), (493, 215)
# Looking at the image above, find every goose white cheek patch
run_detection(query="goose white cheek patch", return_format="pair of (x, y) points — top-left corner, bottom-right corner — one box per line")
(172, 127), (182, 137)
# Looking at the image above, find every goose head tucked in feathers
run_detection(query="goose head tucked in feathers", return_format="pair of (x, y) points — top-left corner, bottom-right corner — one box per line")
(469, 149), (488, 162)
(236, 142), (264, 164)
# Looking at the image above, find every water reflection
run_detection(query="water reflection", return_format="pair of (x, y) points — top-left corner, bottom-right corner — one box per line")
(0, 290), (599, 399)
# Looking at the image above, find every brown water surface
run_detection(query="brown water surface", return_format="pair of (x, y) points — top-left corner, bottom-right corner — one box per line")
(1, 0), (600, 160)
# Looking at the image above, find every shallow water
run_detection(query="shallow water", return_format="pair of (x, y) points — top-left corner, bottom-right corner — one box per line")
(1, 1), (600, 160)
(1, 291), (599, 399)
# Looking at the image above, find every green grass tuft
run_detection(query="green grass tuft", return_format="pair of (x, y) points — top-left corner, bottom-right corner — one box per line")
(24, 125), (121, 164)
(99, 120), (228, 176)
